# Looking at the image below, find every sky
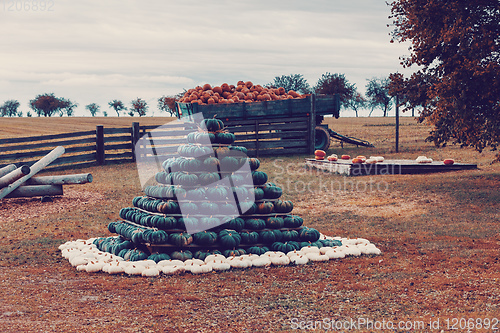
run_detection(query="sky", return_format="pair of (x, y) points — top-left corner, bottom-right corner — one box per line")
(0, 0), (416, 118)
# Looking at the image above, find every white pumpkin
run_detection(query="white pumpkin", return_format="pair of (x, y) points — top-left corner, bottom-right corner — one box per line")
(209, 260), (231, 272)
(319, 246), (333, 255)
(161, 265), (185, 275)
(187, 263), (212, 274)
(342, 245), (362, 257)
(184, 259), (204, 266)
(300, 246), (320, 254)
(325, 248), (346, 259)
(227, 256), (252, 269)
(270, 254), (290, 266)
(103, 261), (125, 274)
(204, 254), (226, 263)
(158, 259), (185, 267)
(306, 252), (329, 262)
(141, 266), (161, 277)
(85, 260), (105, 273)
(290, 255), (309, 265)
(124, 264), (145, 275)
(251, 256), (272, 267)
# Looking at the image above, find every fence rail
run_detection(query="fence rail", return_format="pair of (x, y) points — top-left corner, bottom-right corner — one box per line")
(1, 116), (313, 171)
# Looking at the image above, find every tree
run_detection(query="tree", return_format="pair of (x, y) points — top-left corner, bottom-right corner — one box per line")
(388, 0), (500, 157)
(365, 77), (392, 117)
(130, 98), (148, 117)
(108, 100), (126, 117)
(29, 93), (77, 117)
(85, 103), (100, 117)
(0, 100), (20, 117)
(314, 73), (356, 109)
(268, 74), (311, 94)
(347, 92), (367, 117)
(158, 96), (178, 117)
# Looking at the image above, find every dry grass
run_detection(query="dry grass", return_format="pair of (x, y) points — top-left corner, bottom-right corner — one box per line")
(1, 116), (499, 332)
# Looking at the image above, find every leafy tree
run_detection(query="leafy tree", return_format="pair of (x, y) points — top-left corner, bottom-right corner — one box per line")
(85, 103), (100, 117)
(388, 0), (500, 157)
(103, 111), (108, 117)
(29, 93), (77, 117)
(130, 98), (148, 117)
(347, 92), (367, 117)
(0, 100), (20, 117)
(365, 77), (392, 117)
(158, 96), (178, 116)
(314, 73), (356, 109)
(268, 74), (311, 94)
(108, 99), (126, 117)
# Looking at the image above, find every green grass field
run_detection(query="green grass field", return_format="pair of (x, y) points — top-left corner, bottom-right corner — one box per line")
(0, 116), (499, 332)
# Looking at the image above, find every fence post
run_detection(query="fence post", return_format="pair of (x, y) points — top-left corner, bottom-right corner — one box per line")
(131, 122), (140, 162)
(96, 125), (105, 165)
(308, 94), (316, 154)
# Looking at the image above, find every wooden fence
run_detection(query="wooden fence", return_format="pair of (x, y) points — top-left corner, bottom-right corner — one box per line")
(0, 116), (314, 171)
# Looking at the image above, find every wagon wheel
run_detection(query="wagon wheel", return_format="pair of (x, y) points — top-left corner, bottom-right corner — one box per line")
(315, 126), (330, 151)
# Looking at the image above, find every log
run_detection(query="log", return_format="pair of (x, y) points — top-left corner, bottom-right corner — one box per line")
(6, 185), (63, 198)
(26, 173), (93, 186)
(0, 165), (31, 188)
(0, 164), (16, 178)
(0, 146), (65, 199)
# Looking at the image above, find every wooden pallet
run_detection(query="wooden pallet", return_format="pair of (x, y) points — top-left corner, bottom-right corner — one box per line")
(305, 158), (478, 176)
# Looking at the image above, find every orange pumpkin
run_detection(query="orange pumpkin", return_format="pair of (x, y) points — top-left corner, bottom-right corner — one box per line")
(315, 156), (324, 160)
(443, 159), (455, 165)
(213, 86), (223, 94)
(352, 158), (363, 164)
(314, 150), (326, 158)
(202, 83), (212, 91)
(341, 155), (351, 160)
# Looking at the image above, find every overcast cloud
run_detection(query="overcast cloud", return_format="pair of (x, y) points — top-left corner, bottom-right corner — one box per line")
(0, 0), (414, 117)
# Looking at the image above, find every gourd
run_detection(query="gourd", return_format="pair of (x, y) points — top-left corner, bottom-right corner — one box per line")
(244, 218), (266, 230)
(341, 155), (351, 160)
(273, 200), (293, 213)
(199, 202), (219, 215)
(320, 239), (342, 247)
(222, 248), (246, 257)
(246, 246), (270, 255)
(443, 158), (454, 165)
(215, 132), (236, 144)
(271, 241), (300, 253)
(148, 252), (171, 263)
(205, 187), (228, 201)
(253, 187), (265, 201)
(198, 172), (221, 185)
(169, 232), (194, 247)
(298, 227), (321, 242)
(221, 217), (245, 231)
(351, 158), (364, 164)
(218, 229), (241, 248)
(262, 183), (282, 199)
(194, 249), (222, 261)
(193, 231), (218, 246)
(257, 201), (274, 214)
(281, 229), (299, 241)
(239, 230), (259, 244)
(283, 215), (303, 228)
(219, 156), (240, 172)
(247, 158), (260, 170)
(200, 118), (224, 132)
(265, 216), (284, 229)
(177, 217), (199, 231)
(259, 229), (283, 244)
(170, 250), (193, 261)
(251, 171), (268, 185)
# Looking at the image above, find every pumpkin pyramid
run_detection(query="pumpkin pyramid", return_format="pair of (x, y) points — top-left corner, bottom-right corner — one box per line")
(94, 118), (340, 262)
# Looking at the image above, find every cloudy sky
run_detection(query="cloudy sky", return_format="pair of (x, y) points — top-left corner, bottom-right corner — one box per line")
(0, 0), (415, 117)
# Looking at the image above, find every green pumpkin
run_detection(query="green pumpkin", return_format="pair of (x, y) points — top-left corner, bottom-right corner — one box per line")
(244, 218), (266, 230)
(206, 187), (228, 201)
(283, 215), (304, 228)
(219, 156), (240, 172)
(239, 230), (260, 244)
(198, 172), (221, 185)
(247, 158), (260, 170)
(265, 216), (284, 229)
(154, 216), (178, 229)
(214, 146), (231, 159)
(194, 249), (222, 260)
(273, 200), (293, 213)
(185, 188), (206, 201)
(229, 145), (248, 155)
(201, 118), (224, 132)
(281, 229), (299, 242)
(221, 217), (245, 232)
(168, 232), (193, 247)
(218, 229), (242, 249)
(300, 241), (323, 249)
(177, 217), (199, 231)
(298, 227), (321, 242)
(203, 156), (220, 169)
(257, 201), (274, 214)
(199, 202), (219, 215)
(222, 248), (246, 257)
(320, 239), (342, 247)
(180, 202), (199, 215)
(157, 200), (180, 214)
(271, 241), (300, 253)
(251, 171), (268, 185)
(199, 216), (221, 230)
(253, 187), (265, 201)
(215, 131), (236, 144)
(262, 184), (283, 199)
(246, 246), (269, 255)
(148, 252), (171, 263)
(170, 250), (193, 261)
(193, 231), (218, 246)
(259, 229), (279, 244)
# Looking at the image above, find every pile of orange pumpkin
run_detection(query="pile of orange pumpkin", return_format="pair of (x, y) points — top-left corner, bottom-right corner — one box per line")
(177, 81), (307, 105)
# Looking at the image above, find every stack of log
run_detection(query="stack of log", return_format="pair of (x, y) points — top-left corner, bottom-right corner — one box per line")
(0, 146), (92, 200)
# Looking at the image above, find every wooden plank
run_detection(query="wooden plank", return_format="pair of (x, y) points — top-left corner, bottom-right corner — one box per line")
(235, 130), (307, 141)
(64, 145), (96, 154)
(103, 135), (131, 143)
(6, 184), (63, 198)
(246, 147), (309, 157)
(47, 152), (97, 166)
(137, 138), (186, 146)
(0, 137), (95, 152)
(96, 125), (104, 165)
(103, 127), (131, 135)
(0, 146), (65, 199)
(105, 152), (134, 159)
(42, 161), (97, 173)
(105, 143), (132, 150)
(0, 130), (95, 145)
(26, 173), (93, 185)
(141, 130), (190, 137)
(140, 123), (189, 131)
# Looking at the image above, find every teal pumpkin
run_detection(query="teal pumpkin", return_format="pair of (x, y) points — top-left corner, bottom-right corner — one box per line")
(298, 227), (321, 242)
(223, 248), (246, 257)
(273, 200), (293, 213)
(193, 231), (218, 246)
(221, 217), (245, 231)
(265, 216), (284, 229)
(170, 250), (193, 261)
(271, 241), (300, 253)
(251, 171), (268, 185)
(168, 232), (193, 247)
(246, 246), (269, 255)
(283, 215), (303, 228)
(218, 229), (241, 249)
(201, 118), (224, 132)
(281, 229), (299, 242)
(244, 218), (266, 230)
(239, 230), (259, 244)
